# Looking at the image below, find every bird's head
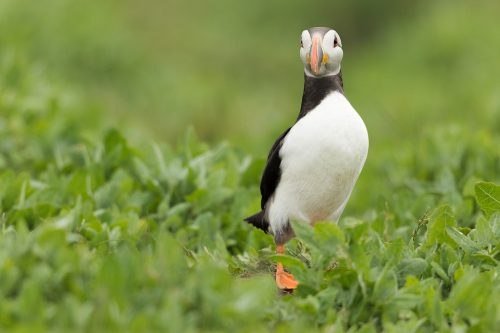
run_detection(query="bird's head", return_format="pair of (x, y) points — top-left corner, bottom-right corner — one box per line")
(300, 27), (343, 78)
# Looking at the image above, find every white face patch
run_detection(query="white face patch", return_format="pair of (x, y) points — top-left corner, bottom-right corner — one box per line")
(299, 30), (311, 68)
(299, 29), (343, 77)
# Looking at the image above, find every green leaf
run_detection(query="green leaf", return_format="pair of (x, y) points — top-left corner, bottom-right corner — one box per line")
(423, 205), (457, 248)
(314, 222), (345, 244)
(446, 226), (478, 253)
(425, 286), (445, 330)
(373, 264), (397, 301)
(430, 261), (449, 283)
(490, 213), (500, 237)
(268, 254), (307, 270)
(446, 267), (495, 322)
(475, 182), (500, 218)
(398, 258), (428, 278)
(475, 216), (495, 247)
(313, 221), (346, 255)
(290, 220), (318, 251)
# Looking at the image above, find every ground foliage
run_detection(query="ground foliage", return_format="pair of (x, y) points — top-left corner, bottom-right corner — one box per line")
(1, 55), (500, 333)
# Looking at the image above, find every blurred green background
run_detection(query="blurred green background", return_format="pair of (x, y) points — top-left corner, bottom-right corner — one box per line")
(2, 0), (498, 152)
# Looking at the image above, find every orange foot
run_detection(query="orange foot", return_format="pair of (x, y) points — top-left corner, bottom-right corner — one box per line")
(275, 262), (299, 290)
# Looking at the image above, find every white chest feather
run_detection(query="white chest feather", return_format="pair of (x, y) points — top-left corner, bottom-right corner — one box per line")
(268, 91), (368, 233)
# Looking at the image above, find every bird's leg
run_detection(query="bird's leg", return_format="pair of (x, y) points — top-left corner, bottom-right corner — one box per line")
(275, 244), (299, 290)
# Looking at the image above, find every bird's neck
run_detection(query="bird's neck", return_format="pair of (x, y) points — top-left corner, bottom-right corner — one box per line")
(297, 72), (344, 120)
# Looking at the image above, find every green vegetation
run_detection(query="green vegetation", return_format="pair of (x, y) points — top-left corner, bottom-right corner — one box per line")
(1, 0), (499, 332)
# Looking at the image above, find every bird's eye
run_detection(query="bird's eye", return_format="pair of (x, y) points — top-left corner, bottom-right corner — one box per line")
(333, 36), (339, 47)
(300, 39), (303, 48)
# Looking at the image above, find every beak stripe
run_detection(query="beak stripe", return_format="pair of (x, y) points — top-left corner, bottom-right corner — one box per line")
(310, 34), (322, 75)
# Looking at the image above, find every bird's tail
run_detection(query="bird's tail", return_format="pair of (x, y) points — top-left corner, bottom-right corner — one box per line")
(244, 211), (269, 232)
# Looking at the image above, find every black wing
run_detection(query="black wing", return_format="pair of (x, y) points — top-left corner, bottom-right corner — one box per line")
(260, 127), (291, 209)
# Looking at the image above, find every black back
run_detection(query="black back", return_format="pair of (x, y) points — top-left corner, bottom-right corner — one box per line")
(259, 127), (291, 209)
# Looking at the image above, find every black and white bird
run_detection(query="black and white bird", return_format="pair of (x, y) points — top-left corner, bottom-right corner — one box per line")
(245, 27), (369, 290)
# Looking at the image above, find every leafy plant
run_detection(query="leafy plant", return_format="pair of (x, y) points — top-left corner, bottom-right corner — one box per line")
(1, 54), (499, 332)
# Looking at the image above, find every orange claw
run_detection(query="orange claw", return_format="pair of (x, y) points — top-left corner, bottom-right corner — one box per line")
(275, 245), (299, 290)
(276, 262), (299, 290)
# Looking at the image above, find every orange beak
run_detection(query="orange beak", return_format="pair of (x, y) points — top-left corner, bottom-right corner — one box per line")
(310, 34), (323, 75)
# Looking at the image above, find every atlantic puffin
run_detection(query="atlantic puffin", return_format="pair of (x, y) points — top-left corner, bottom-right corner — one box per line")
(245, 27), (369, 290)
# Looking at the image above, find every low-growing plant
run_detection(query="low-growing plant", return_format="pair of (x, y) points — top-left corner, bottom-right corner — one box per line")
(1, 41), (499, 333)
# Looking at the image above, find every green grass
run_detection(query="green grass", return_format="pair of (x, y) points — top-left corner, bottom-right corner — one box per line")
(1, 0), (500, 332)
(1, 52), (500, 332)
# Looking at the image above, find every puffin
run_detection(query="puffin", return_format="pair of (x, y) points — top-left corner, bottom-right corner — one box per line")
(245, 27), (369, 290)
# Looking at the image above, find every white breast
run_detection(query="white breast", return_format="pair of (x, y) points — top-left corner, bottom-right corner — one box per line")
(268, 91), (368, 234)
